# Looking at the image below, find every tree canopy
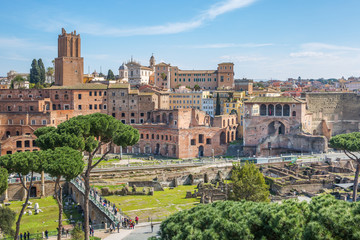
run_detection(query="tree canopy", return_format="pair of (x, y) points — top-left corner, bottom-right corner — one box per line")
(38, 58), (46, 85)
(10, 75), (26, 89)
(230, 162), (269, 202)
(30, 59), (41, 84)
(330, 132), (360, 201)
(107, 69), (115, 80)
(157, 195), (360, 240)
(0, 168), (8, 195)
(0, 207), (16, 237)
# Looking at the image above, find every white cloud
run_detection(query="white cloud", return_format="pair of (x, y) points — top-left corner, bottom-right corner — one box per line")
(0, 37), (56, 51)
(221, 55), (266, 62)
(35, 0), (257, 36)
(188, 43), (272, 49)
(301, 42), (360, 51)
(290, 51), (326, 58)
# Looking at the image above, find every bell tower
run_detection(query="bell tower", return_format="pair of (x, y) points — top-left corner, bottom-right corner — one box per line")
(54, 28), (84, 86)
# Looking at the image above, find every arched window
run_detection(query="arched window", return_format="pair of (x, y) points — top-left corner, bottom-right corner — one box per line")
(162, 113), (167, 123)
(275, 104), (282, 116)
(268, 104), (274, 116)
(283, 104), (290, 116)
(169, 113), (173, 122)
(260, 104), (267, 116)
(220, 132), (226, 145)
(292, 111), (296, 117)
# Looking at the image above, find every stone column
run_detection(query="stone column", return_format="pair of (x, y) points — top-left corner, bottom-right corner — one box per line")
(4, 188), (9, 202)
(40, 171), (45, 198)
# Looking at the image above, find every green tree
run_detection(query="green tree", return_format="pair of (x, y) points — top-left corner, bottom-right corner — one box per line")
(161, 72), (167, 80)
(193, 84), (200, 91)
(71, 225), (84, 240)
(158, 194), (360, 240)
(34, 113), (139, 240)
(43, 147), (84, 240)
(0, 168), (8, 195)
(107, 69), (115, 80)
(10, 75), (25, 89)
(46, 67), (54, 82)
(0, 151), (44, 240)
(230, 162), (269, 202)
(215, 93), (221, 116)
(38, 58), (46, 85)
(330, 132), (360, 201)
(30, 59), (41, 84)
(0, 207), (16, 238)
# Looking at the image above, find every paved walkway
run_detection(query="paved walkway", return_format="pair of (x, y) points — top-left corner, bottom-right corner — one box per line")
(104, 222), (160, 240)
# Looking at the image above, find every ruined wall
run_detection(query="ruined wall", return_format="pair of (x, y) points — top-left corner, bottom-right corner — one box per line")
(306, 93), (360, 136)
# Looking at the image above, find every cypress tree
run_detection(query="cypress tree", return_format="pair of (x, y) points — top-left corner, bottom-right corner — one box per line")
(107, 69), (115, 80)
(215, 93), (221, 115)
(30, 59), (41, 84)
(38, 58), (46, 84)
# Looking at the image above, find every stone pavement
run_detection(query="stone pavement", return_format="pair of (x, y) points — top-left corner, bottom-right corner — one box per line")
(104, 222), (160, 240)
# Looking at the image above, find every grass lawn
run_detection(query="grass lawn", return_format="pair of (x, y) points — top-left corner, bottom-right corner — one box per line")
(106, 185), (199, 222)
(6, 196), (83, 235)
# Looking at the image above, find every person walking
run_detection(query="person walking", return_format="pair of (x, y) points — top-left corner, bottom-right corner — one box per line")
(45, 230), (48, 239)
(20, 233), (23, 240)
(117, 222), (120, 233)
(27, 232), (30, 239)
(135, 216), (139, 225)
(23, 232), (26, 240)
(151, 222), (154, 233)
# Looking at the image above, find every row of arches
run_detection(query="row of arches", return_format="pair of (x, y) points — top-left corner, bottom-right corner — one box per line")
(260, 104), (295, 117)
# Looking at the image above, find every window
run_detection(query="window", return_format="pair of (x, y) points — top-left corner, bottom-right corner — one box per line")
(146, 134), (149, 139)
(131, 113), (135, 117)
(112, 113), (116, 117)
(157, 135), (159, 139)
(20, 120), (24, 125)
(7, 106), (11, 111)
(104, 91), (107, 96)
(89, 91), (92, 96)
(121, 113), (125, 117)
(191, 139), (196, 145)
(64, 94), (69, 100)
(31, 120), (36, 125)
(99, 91), (102, 96)
(199, 134), (204, 143)
(78, 94), (82, 99)
(121, 120), (125, 124)
(140, 119), (144, 123)
(141, 134), (144, 139)
(64, 104), (70, 110)
(33, 140), (37, 147)
(131, 119), (135, 123)
(89, 104), (93, 110)
(152, 134), (154, 139)
(99, 104), (102, 110)
(140, 113), (144, 117)
(78, 105), (82, 110)
(29, 106), (34, 111)
(94, 91), (97, 96)
(104, 104), (107, 110)
(25, 140), (30, 148)
(18, 106), (22, 111)
(112, 92), (115, 96)
(16, 141), (22, 148)
(42, 120), (47, 125)
(94, 104), (98, 110)
(206, 138), (211, 144)
(8, 119), (13, 125)
(55, 94), (59, 99)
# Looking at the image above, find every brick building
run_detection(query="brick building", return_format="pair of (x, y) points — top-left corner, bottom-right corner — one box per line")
(154, 62), (234, 90)
(129, 108), (237, 158)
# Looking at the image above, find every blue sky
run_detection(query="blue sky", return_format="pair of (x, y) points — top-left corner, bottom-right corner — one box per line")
(1, 0), (360, 80)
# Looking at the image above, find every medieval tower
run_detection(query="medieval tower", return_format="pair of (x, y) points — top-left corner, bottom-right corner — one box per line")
(54, 28), (84, 86)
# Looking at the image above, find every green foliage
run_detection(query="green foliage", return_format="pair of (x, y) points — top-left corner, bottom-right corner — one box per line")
(161, 72), (167, 80)
(231, 162), (269, 202)
(193, 84), (200, 91)
(10, 75), (26, 89)
(0, 151), (44, 176)
(215, 93), (221, 116)
(0, 207), (16, 237)
(107, 69), (115, 80)
(35, 113), (139, 152)
(37, 58), (46, 85)
(0, 168), (8, 195)
(42, 147), (84, 181)
(71, 225), (84, 240)
(159, 195), (360, 240)
(30, 59), (41, 84)
(329, 132), (360, 152)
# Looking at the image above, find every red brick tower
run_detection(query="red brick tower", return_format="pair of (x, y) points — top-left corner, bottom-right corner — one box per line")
(54, 28), (84, 86)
